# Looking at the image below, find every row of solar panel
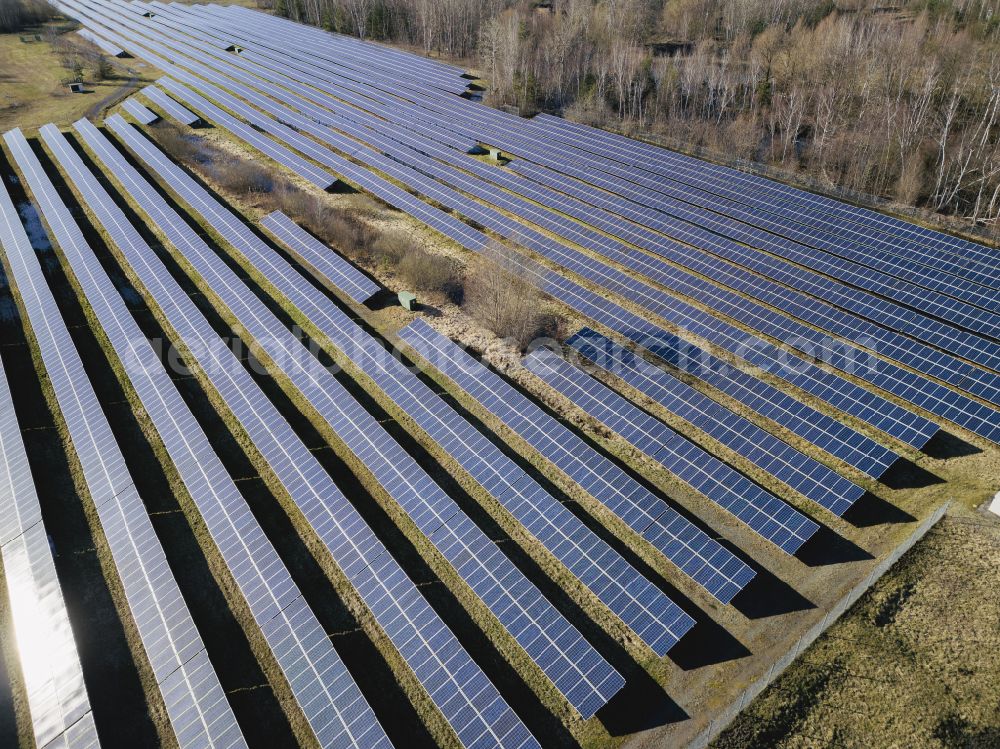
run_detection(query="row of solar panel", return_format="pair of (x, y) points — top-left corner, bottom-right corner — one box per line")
(103, 114), (626, 723)
(82, 5), (912, 480)
(1, 130), (244, 749)
(74, 115), (541, 745)
(518, 113), (1000, 291)
(526, 113), (1000, 282)
(31, 122), (388, 749)
(0, 262), (97, 747)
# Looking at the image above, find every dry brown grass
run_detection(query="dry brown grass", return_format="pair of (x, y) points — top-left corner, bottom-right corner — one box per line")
(713, 508), (1000, 749)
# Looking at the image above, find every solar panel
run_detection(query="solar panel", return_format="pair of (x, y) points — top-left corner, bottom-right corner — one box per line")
(527, 113), (1000, 286)
(523, 114), (1000, 299)
(77, 117), (540, 744)
(566, 328), (862, 516)
(140, 86), (200, 126)
(260, 212), (379, 304)
(523, 348), (821, 555)
(77, 27), (124, 56)
(398, 319), (756, 604)
(122, 96), (159, 124)
(0, 350), (95, 748)
(35, 123), (386, 749)
(507, 157), (1000, 343)
(103, 114), (622, 721)
(1, 128), (244, 749)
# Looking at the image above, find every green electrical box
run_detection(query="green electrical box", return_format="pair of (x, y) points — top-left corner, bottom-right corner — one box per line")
(398, 291), (417, 311)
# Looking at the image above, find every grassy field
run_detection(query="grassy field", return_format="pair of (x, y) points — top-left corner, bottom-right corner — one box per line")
(713, 505), (1000, 749)
(0, 26), (155, 133)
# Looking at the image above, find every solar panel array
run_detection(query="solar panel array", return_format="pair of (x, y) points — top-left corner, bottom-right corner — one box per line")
(104, 114), (624, 721)
(276, 283), (697, 656)
(64, 1), (967, 449)
(398, 319), (757, 604)
(565, 329), (862, 517)
(122, 97), (159, 124)
(140, 85), (199, 125)
(68, 0), (926, 468)
(260, 211), (379, 304)
(36, 123), (388, 749)
(0, 352), (97, 747)
(525, 114), (1000, 302)
(105, 99), (697, 653)
(2, 127), (244, 749)
(21, 1), (1000, 741)
(76, 116), (541, 744)
(524, 348), (821, 555)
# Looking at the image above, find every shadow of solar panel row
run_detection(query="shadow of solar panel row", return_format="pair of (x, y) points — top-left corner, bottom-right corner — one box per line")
(566, 329), (862, 516)
(140, 86), (200, 126)
(122, 97), (159, 125)
(37, 123), (388, 749)
(113, 79), (708, 651)
(527, 113), (1000, 276)
(260, 212), (379, 304)
(85, 117), (539, 747)
(0, 132), (244, 749)
(524, 114), (1000, 295)
(105, 116), (621, 722)
(524, 349), (820, 555)
(505, 158), (1000, 354)
(0, 360), (98, 748)
(398, 319), (756, 605)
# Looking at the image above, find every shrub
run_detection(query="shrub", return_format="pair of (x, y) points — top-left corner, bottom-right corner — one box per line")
(397, 248), (461, 301)
(211, 160), (274, 196)
(463, 242), (557, 350)
(369, 230), (411, 266)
